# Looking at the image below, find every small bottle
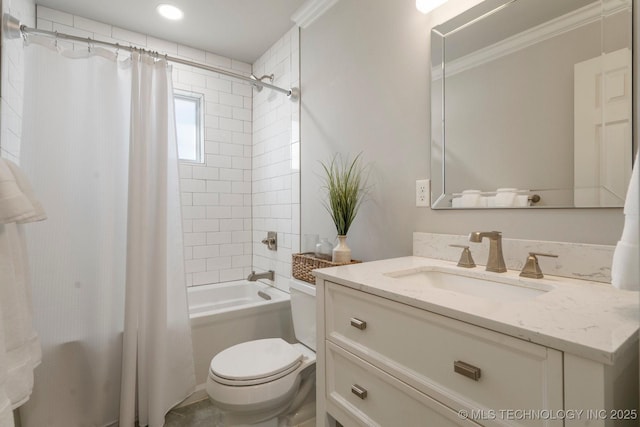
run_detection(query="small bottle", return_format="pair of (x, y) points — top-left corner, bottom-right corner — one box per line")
(315, 238), (333, 261)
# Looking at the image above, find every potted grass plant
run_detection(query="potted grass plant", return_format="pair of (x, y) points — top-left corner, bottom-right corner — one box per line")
(320, 152), (370, 263)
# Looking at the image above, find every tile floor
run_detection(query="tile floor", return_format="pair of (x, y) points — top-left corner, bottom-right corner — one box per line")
(164, 399), (218, 427)
(163, 398), (317, 427)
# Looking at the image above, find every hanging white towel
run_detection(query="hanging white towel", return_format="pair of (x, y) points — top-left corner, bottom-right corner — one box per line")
(0, 223), (41, 409)
(611, 150), (639, 291)
(4, 160), (46, 223)
(0, 159), (45, 409)
(0, 160), (35, 224)
(0, 312), (15, 427)
(0, 401), (14, 427)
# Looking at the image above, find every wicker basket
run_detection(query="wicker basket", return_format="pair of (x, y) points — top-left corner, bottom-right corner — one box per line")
(292, 253), (361, 284)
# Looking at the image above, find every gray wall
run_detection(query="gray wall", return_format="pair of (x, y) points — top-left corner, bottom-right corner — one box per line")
(300, 0), (627, 262)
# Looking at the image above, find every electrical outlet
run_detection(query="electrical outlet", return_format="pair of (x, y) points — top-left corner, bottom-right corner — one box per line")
(416, 179), (430, 207)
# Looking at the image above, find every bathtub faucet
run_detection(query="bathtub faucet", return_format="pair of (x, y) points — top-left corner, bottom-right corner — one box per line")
(247, 270), (275, 281)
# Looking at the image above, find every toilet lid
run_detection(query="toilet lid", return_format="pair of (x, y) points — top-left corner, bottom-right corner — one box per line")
(210, 338), (303, 382)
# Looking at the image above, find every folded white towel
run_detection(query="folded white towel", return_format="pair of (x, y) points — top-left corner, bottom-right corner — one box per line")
(4, 160), (46, 223)
(513, 195), (530, 207)
(460, 190), (486, 208)
(495, 188), (518, 207)
(0, 160), (35, 224)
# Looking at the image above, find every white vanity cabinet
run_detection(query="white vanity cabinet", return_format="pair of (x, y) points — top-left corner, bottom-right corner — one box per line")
(315, 273), (639, 427)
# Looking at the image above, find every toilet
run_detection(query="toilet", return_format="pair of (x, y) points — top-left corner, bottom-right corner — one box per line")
(206, 279), (316, 426)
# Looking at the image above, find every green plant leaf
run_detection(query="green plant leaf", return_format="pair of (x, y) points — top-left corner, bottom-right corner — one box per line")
(319, 152), (371, 236)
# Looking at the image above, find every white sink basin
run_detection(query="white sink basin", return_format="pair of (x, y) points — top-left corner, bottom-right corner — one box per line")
(384, 268), (554, 302)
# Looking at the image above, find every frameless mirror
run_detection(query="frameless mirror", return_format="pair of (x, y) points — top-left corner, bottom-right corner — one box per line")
(431, 0), (633, 209)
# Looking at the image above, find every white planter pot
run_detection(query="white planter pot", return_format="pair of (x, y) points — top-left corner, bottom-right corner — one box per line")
(332, 235), (351, 263)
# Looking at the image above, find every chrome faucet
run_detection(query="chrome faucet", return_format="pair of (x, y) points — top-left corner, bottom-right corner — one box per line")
(468, 231), (507, 273)
(247, 270), (275, 281)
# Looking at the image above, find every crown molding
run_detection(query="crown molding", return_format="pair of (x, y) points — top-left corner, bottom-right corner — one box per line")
(291, 0), (341, 29)
(432, 1), (630, 79)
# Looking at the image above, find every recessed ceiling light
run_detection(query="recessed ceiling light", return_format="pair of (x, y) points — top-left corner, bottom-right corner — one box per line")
(157, 4), (184, 20)
(415, 0), (448, 14)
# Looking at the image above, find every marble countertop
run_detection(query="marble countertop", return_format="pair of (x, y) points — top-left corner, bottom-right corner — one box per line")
(314, 256), (639, 365)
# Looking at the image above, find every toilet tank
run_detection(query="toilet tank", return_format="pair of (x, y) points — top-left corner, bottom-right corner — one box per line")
(289, 279), (316, 351)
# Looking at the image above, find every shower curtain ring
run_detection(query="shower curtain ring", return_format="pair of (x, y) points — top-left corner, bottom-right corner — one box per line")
(87, 37), (92, 53)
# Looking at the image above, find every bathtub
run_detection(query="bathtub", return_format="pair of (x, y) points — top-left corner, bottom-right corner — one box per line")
(185, 280), (295, 405)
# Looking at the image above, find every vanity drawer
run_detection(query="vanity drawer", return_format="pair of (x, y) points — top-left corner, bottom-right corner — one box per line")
(325, 282), (563, 426)
(326, 341), (479, 427)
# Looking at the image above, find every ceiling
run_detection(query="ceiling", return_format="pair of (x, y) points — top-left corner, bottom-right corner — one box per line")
(35, 0), (306, 63)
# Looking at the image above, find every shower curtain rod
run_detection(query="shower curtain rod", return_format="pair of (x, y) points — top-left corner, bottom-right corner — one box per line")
(2, 14), (299, 100)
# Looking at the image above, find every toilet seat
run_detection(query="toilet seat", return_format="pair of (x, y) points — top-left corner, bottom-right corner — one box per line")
(206, 342), (317, 423)
(209, 338), (303, 386)
(207, 342), (316, 407)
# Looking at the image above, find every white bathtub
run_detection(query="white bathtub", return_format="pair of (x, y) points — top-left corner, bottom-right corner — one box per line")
(185, 280), (295, 405)
(189, 280), (290, 321)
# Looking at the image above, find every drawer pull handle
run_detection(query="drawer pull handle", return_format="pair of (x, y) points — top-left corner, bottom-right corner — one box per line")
(351, 384), (368, 399)
(454, 361), (482, 381)
(350, 318), (367, 330)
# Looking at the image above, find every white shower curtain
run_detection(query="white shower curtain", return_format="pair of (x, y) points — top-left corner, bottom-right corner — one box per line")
(119, 52), (196, 427)
(19, 39), (195, 427)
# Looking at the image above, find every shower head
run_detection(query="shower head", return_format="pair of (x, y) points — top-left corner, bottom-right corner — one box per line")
(250, 74), (274, 92)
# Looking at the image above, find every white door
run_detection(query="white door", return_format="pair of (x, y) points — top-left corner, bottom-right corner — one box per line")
(574, 48), (632, 207)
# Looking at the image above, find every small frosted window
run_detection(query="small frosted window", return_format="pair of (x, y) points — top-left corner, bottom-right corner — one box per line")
(174, 91), (204, 163)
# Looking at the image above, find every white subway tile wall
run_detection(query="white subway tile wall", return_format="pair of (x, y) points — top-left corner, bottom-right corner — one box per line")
(37, 6), (257, 286)
(1, 0), (36, 163)
(252, 27), (301, 293)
